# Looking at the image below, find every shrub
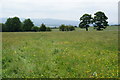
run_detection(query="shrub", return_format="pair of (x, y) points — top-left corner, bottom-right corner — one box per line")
(31, 26), (39, 32)
(46, 27), (51, 31)
(59, 24), (75, 31)
(39, 23), (46, 31)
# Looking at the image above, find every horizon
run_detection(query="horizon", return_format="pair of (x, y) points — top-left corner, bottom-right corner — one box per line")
(0, 17), (118, 26)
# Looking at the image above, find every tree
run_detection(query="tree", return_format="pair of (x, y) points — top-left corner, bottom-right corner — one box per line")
(46, 27), (51, 31)
(5, 18), (13, 32)
(39, 23), (46, 31)
(12, 17), (21, 32)
(93, 11), (109, 30)
(23, 19), (34, 31)
(74, 26), (77, 28)
(5, 17), (21, 32)
(68, 25), (75, 31)
(59, 24), (75, 31)
(31, 26), (39, 32)
(79, 14), (93, 31)
(2, 23), (7, 32)
(59, 24), (65, 31)
(0, 23), (2, 32)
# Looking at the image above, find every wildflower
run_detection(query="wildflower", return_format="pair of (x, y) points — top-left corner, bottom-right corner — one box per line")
(93, 72), (97, 77)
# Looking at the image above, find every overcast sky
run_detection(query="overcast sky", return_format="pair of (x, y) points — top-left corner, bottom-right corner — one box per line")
(1, 0), (119, 24)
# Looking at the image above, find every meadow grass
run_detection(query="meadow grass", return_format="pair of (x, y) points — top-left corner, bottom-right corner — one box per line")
(2, 26), (118, 78)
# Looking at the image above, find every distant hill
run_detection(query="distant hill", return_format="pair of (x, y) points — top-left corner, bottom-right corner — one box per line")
(1, 18), (79, 27)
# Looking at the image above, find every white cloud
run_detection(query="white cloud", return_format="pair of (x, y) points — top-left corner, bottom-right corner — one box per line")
(1, 0), (119, 24)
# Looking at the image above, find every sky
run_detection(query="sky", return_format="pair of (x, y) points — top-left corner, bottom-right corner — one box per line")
(0, 0), (119, 24)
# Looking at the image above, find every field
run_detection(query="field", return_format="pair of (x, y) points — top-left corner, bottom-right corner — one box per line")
(2, 26), (118, 78)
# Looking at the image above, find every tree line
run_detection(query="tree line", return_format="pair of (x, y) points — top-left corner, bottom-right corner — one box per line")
(1, 11), (108, 32)
(58, 11), (108, 31)
(2, 17), (51, 32)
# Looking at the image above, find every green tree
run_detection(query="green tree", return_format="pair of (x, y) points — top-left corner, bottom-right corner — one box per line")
(59, 24), (75, 31)
(93, 11), (109, 30)
(68, 25), (75, 31)
(5, 18), (13, 32)
(46, 27), (51, 31)
(0, 23), (2, 32)
(31, 26), (39, 32)
(2, 23), (7, 32)
(23, 19), (34, 31)
(59, 24), (66, 31)
(39, 23), (46, 31)
(5, 17), (21, 32)
(79, 14), (93, 31)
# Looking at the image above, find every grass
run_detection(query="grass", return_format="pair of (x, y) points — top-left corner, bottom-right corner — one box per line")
(2, 26), (118, 78)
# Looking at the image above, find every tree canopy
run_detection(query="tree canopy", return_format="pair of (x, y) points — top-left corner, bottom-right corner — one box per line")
(79, 14), (93, 31)
(93, 11), (109, 30)
(23, 19), (34, 31)
(2, 11), (109, 32)
(59, 24), (75, 31)
(39, 23), (47, 31)
(31, 26), (39, 32)
(5, 17), (21, 32)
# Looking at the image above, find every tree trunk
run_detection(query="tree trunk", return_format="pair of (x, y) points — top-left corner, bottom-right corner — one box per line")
(86, 27), (88, 31)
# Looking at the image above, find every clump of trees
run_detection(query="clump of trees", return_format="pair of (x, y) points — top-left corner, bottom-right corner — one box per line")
(39, 23), (47, 31)
(4, 17), (21, 32)
(22, 19), (34, 31)
(59, 24), (75, 31)
(2, 17), (51, 32)
(79, 11), (109, 31)
(46, 27), (52, 31)
(31, 26), (39, 32)
(2, 11), (108, 32)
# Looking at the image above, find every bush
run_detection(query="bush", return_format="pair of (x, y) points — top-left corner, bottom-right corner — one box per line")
(59, 24), (75, 31)
(39, 23), (46, 31)
(31, 26), (39, 32)
(59, 24), (65, 31)
(68, 25), (75, 31)
(46, 27), (51, 31)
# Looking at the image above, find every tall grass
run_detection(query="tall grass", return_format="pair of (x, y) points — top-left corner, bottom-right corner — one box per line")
(2, 26), (118, 78)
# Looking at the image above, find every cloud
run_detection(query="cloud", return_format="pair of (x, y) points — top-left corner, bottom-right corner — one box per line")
(1, 0), (119, 24)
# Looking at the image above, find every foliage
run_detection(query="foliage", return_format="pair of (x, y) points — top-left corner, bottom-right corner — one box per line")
(79, 14), (93, 31)
(93, 11), (109, 31)
(31, 26), (39, 32)
(2, 23), (7, 32)
(68, 25), (75, 31)
(39, 23), (46, 31)
(59, 24), (75, 31)
(5, 17), (21, 32)
(5, 18), (13, 32)
(23, 19), (34, 31)
(59, 24), (65, 31)
(0, 23), (1, 31)
(46, 27), (52, 31)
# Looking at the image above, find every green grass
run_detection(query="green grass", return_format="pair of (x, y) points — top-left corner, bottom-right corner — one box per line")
(2, 26), (118, 78)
